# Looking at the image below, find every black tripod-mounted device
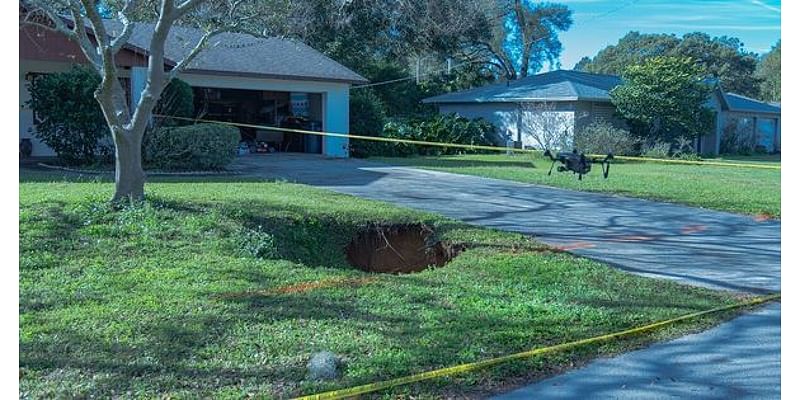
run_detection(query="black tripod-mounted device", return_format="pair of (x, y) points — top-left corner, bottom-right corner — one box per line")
(543, 149), (614, 180)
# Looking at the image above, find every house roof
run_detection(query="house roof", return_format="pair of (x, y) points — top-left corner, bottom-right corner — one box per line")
(721, 92), (781, 115)
(422, 70), (622, 104)
(102, 20), (368, 85)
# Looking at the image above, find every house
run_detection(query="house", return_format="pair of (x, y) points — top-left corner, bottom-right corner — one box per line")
(20, 14), (368, 158)
(422, 70), (780, 155)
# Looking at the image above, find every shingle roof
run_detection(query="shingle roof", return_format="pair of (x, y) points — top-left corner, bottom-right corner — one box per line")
(422, 70), (621, 104)
(103, 21), (368, 84)
(722, 92), (781, 115)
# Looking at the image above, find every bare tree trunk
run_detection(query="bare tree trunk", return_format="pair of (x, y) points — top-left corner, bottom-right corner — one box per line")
(112, 130), (146, 202)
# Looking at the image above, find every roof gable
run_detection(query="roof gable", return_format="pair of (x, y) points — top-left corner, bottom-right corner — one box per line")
(422, 70), (621, 104)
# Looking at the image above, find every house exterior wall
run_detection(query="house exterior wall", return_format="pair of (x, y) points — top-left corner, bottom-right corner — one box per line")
(20, 25), (148, 67)
(436, 99), (626, 150)
(720, 111), (781, 153)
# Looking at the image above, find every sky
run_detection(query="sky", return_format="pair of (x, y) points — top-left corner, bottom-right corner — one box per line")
(554, 0), (781, 70)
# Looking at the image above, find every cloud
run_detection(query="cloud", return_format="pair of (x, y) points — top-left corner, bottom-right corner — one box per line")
(751, 0), (781, 13)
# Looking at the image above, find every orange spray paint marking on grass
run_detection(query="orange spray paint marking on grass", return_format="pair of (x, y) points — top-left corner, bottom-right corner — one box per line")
(681, 224), (708, 235)
(554, 241), (596, 251)
(219, 276), (379, 299)
(754, 214), (772, 222)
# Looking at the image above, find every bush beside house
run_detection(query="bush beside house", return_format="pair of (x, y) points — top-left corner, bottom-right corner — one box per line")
(351, 113), (496, 158)
(25, 66), (111, 165)
(574, 119), (638, 156)
(144, 124), (240, 170)
(153, 78), (195, 126)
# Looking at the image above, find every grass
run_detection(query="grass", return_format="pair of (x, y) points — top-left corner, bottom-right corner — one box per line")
(375, 153), (781, 218)
(20, 169), (745, 399)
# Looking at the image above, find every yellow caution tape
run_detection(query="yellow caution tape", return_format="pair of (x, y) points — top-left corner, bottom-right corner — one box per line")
(154, 115), (780, 170)
(292, 293), (780, 400)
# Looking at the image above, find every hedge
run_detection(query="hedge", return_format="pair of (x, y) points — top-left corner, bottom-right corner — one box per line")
(144, 123), (240, 170)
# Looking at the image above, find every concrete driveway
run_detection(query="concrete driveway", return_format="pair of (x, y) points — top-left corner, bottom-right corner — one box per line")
(229, 154), (781, 398)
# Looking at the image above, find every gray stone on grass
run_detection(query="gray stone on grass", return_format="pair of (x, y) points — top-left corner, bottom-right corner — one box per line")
(307, 351), (341, 381)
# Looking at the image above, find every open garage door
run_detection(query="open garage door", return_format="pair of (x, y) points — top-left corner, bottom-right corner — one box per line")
(193, 87), (324, 154)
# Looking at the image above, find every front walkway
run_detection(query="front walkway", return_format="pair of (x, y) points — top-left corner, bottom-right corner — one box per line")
(229, 154), (781, 398)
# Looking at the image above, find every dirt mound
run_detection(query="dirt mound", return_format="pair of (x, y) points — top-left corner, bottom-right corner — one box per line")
(345, 224), (461, 274)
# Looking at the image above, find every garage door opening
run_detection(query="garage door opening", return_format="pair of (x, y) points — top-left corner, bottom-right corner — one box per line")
(193, 88), (324, 154)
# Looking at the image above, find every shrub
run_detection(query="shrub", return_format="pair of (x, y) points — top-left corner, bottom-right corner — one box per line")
(354, 113), (496, 158)
(235, 226), (279, 259)
(574, 119), (638, 156)
(720, 118), (756, 155)
(153, 78), (195, 126)
(25, 65), (110, 165)
(641, 141), (671, 159)
(144, 123), (240, 170)
(349, 88), (388, 158)
(669, 135), (702, 160)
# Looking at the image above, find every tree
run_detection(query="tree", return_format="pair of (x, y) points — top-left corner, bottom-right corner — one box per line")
(21, 0), (258, 201)
(574, 32), (679, 74)
(463, 0), (572, 80)
(757, 40), (780, 102)
(519, 102), (574, 150)
(576, 31), (761, 98)
(610, 57), (714, 144)
(673, 33), (760, 98)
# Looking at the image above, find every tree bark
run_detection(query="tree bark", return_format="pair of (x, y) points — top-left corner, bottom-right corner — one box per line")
(112, 131), (146, 202)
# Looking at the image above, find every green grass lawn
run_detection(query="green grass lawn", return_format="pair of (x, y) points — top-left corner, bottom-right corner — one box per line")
(20, 170), (746, 399)
(375, 154), (780, 218)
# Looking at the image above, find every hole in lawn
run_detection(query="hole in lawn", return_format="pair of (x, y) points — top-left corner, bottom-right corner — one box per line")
(345, 223), (462, 274)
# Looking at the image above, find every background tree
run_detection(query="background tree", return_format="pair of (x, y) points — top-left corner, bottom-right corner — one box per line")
(757, 40), (780, 102)
(610, 56), (714, 144)
(574, 32), (679, 74)
(21, 0), (262, 201)
(673, 33), (760, 98)
(576, 31), (761, 98)
(462, 0), (572, 80)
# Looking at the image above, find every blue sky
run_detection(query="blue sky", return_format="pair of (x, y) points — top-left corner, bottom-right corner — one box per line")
(554, 0), (781, 70)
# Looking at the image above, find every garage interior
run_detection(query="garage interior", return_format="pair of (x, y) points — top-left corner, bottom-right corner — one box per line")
(193, 87), (325, 154)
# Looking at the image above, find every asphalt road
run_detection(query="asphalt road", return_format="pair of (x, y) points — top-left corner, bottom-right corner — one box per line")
(230, 154), (781, 399)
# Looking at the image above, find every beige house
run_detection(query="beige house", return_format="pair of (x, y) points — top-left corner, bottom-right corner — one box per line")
(422, 70), (780, 155)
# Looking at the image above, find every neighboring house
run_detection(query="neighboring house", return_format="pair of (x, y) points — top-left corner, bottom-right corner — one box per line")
(20, 14), (368, 158)
(422, 70), (780, 155)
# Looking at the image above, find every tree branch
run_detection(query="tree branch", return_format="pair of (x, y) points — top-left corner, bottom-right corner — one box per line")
(110, 0), (138, 54)
(20, 1), (75, 39)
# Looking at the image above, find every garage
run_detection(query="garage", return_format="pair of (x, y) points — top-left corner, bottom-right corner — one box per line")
(194, 87), (325, 154)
